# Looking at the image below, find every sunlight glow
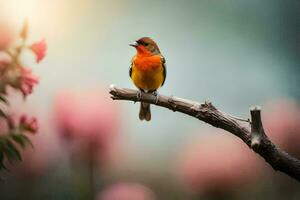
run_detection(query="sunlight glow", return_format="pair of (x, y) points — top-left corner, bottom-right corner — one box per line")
(0, 0), (73, 40)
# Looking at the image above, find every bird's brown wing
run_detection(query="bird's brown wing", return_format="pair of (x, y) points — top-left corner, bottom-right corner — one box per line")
(161, 56), (166, 87)
(129, 59), (133, 78)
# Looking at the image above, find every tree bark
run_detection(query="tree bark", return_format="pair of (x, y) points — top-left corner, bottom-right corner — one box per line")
(109, 85), (300, 182)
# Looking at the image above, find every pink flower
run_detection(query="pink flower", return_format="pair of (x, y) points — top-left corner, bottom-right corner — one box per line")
(0, 114), (38, 135)
(97, 182), (156, 200)
(19, 68), (39, 97)
(177, 131), (264, 195)
(19, 114), (38, 134)
(54, 89), (120, 162)
(30, 39), (47, 63)
(263, 99), (300, 156)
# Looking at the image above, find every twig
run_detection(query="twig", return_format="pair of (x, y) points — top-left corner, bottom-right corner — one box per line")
(109, 85), (300, 182)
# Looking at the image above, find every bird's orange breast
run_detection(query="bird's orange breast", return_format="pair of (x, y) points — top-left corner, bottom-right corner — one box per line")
(131, 55), (164, 91)
(133, 55), (162, 71)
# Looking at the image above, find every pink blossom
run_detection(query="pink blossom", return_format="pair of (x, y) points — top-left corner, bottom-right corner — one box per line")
(97, 182), (156, 200)
(19, 114), (38, 134)
(30, 39), (47, 63)
(177, 131), (264, 195)
(19, 68), (39, 97)
(0, 114), (38, 134)
(54, 89), (120, 161)
(263, 99), (300, 156)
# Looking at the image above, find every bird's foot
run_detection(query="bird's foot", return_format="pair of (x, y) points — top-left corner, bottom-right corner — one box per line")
(137, 90), (143, 100)
(152, 91), (159, 104)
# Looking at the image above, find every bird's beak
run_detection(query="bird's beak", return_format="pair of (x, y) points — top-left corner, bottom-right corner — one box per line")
(129, 41), (138, 47)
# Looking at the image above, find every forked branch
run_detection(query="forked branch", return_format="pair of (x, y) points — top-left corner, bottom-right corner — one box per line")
(109, 85), (300, 182)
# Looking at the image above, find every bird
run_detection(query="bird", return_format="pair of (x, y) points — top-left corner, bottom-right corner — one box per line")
(129, 37), (166, 121)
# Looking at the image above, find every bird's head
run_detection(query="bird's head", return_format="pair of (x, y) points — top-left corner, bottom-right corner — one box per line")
(130, 37), (160, 55)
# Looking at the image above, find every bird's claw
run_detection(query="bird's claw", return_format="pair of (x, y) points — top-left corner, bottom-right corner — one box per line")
(137, 91), (143, 100)
(153, 91), (159, 104)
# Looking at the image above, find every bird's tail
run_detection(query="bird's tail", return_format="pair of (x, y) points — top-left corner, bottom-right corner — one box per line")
(139, 102), (151, 121)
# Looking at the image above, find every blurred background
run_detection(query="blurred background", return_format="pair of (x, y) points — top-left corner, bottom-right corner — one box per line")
(0, 0), (299, 199)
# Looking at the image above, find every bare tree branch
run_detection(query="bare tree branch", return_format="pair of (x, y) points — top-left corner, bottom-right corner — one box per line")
(109, 85), (300, 182)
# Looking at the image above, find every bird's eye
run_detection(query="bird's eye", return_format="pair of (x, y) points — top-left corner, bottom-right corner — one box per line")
(144, 43), (149, 46)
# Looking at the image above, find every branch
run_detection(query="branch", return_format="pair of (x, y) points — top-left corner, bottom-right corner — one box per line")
(109, 85), (300, 182)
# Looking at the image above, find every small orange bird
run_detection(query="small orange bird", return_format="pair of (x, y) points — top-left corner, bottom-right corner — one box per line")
(129, 37), (166, 121)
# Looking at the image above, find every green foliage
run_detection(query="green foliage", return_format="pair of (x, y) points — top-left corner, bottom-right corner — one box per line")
(0, 97), (34, 171)
(0, 133), (33, 171)
(0, 95), (8, 105)
(10, 134), (33, 149)
(0, 109), (7, 119)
